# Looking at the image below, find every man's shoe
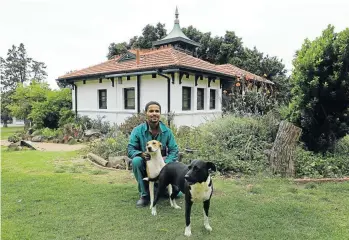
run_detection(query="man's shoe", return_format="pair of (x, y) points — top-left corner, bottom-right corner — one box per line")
(136, 196), (149, 207)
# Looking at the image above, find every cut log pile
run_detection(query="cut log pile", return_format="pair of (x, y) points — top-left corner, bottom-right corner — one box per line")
(87, 153), (131, 170)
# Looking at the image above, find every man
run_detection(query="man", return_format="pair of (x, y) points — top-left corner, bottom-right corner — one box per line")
(127, 101), (179, 207)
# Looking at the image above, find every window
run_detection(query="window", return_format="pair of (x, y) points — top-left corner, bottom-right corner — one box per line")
(197, 88), (204, 110)
(210, 89), (216, 109)
(98, 89), (107, 109)
(182, 87), (191, 110)
(124, 88), (135, 109)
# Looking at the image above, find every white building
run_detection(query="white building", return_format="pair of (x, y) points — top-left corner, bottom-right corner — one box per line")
(56, 8), (273, 127)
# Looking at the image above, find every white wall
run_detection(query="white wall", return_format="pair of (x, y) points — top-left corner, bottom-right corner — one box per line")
(140, 74), (168, 113)
(71, 73), (222, 127)
(170, 73), (222, 127)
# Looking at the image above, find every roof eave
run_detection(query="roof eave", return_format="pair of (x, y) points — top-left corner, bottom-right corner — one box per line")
(152, 37), (201, 48)
(57, 64), (273, 85)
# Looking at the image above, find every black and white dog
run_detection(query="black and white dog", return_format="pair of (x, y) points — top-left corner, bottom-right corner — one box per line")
(150, 159), (216, 237)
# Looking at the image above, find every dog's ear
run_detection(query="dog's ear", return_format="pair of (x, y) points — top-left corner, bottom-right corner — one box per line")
(206, 162), (216, 172)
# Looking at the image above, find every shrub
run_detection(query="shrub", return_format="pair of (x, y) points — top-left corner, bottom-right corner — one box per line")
(295, 142), (349, 178)
(58, 109), (75, 127)
(8, 134), (20, 143)
(41, 128), (63, 139)
(118, 113), (146, 136)
(226, 88), (279, 116)
(177, 111), (280, 174)
(334, 135), (349, 156)
(86, 132), (129, 160)
(75, 115), (93, 130)
(28, 87), (72, 129)
(90, 115), (112, 134)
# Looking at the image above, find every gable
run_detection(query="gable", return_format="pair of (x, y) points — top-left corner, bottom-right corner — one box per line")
(117, 51), (136, 62)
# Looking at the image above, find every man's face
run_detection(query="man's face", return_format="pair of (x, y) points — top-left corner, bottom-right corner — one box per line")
(146, 104), (161, 124)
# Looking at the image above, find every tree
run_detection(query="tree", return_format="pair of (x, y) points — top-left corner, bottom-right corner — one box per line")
(239, 47), (290, 104)
(1, 91), (13, 127)
(106, 22), (167, 59)
(288, 25), (349, 152)
(29, 88), (72, 129)
(8, 80), (50, 127)
(31, 60), (48, 82)
(217, 31), (245, 65)
(107, 42), (128, 60)
(0, 43), (47, 91)
(7, 80), (72, 129)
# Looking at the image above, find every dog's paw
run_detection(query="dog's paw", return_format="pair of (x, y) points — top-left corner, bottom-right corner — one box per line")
(184, 226), (191, 237)
(174, 205), (181, 209)
(204, 224), (212, 232)
(151, 207), (157, 216)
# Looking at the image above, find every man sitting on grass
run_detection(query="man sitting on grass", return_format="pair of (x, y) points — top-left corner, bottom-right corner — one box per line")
(127, 101), (181, 207)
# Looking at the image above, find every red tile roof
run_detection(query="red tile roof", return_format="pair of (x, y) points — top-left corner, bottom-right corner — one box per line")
(57, 46), (273, 84)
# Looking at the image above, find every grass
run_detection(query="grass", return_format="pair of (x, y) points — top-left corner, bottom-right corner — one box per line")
(1, 126), (25, 140)
(1, 148), (349, 240)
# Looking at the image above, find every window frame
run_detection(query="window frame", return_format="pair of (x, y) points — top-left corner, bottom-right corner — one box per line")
(197, 88), (205, 110)
(182, 86), (191, 111)
(98, 89), (107, 109)
(124, 87), (135, 110)
(210, 89), (216, 110)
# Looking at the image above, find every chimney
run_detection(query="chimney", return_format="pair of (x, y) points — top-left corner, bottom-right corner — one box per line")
(136, 49), (140, 65)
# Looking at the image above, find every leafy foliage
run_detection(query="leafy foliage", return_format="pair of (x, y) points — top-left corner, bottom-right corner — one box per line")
(1, 90), (14, 127)
(86, 135), (129, 160)
(106, 23), (167, 59)
(118, 113), (146, 136)
(288, 25), (349, 152)
(41, 128), (63, 139)
(8, 80), (72, 129)
(174, 112), (280, 174)
(295, 136), (349, 178)
(224, 88), (279, 116)
(29, 88), (72, 129)
(8, 80), (50, 122)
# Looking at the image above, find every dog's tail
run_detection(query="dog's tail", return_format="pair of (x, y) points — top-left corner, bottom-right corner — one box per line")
(143, 176), (159, 182)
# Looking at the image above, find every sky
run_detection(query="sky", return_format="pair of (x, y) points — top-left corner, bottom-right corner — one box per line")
(1, 0), (348, 89)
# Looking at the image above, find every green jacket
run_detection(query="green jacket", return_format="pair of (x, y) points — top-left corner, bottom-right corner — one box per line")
(127, 121), (179, 163)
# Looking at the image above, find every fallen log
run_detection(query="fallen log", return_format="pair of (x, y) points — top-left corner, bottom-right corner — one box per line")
(20, 140), (37, 150)
(294, 177), (349, 183)
(87, 153), (108, 167)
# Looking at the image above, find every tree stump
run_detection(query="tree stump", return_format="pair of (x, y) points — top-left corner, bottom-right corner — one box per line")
(269, 121), (302, 177)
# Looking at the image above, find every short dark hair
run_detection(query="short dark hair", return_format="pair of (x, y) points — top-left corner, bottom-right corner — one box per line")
(145, 101), (161, 112)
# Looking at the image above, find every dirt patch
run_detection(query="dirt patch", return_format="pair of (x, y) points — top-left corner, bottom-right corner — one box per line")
(1, 139), (86, 152)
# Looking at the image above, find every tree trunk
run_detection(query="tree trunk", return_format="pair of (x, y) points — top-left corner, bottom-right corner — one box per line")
(87, 153), (108, 167)
(269, 120), (302, 177)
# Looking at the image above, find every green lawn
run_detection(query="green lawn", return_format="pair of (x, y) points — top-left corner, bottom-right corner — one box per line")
(1, 126), (25, 140)
(1, 148), (349, 240)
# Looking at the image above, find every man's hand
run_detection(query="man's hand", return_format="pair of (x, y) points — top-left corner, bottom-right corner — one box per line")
(140, 152), (151, 161)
